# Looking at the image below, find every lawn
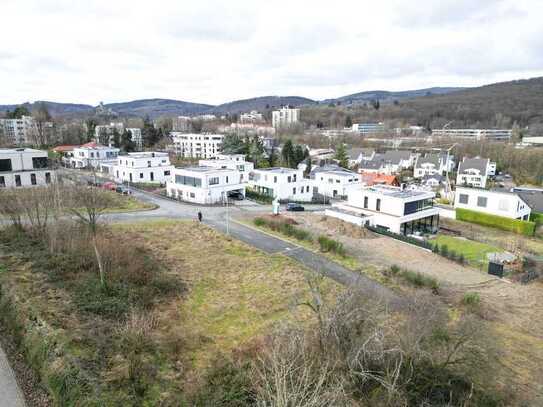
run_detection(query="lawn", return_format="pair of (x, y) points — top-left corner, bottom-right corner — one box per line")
(101, 190), (157, 213)
(0, 220), (340, 404)
(431, 235), (503, 267)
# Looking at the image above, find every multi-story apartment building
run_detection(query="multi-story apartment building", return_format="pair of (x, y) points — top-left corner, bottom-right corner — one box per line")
(239, 111), (264, 123)
(454, 187), (531, 221)
(456, 157), (495, 188)
(113, 152), (174, 184)
(166, 166), (245, 204)
(172, 116), (192, 132)
(199, 154), (254, 183)
(431, 128), (512, 141)
(94, 122), (124, 143)
(327, 185), (439, 235)
(70, 142), (120, 168)
(125, 128), (143, 150)
(272, 107), (300, 128)
(170, 133), (223, 159)
(0, 148), (55, 188)
(0, 116), (37, 145)
(249, 167), (313, 202)
(352, 122), (385, 136)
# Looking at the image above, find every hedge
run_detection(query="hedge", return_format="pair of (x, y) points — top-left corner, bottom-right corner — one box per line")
(530, 212), (543, 226)
(455, 208), (536, 236)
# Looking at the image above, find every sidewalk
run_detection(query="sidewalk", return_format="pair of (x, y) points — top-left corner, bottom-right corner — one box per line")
(0, 345), (26, 407)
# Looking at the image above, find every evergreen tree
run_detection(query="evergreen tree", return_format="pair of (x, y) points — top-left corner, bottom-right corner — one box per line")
(142, 116), (159, 147)
(303, 156), (312, 178)
(334, 143), (349, 168)
(248, 136), (265, 168)
(281, 140), (295, 168)
(268, 145), (278, 167)
(344, 115), (353, 128)
(222, 134), (247, 154)
(112, 128), (121, 148)
(121, 129), (136, 152)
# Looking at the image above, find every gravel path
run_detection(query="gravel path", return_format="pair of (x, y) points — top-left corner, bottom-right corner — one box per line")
(0, 345), (26, 407)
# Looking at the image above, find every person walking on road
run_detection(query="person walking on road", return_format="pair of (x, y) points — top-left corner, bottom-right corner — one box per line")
(197, 211), (203, 222)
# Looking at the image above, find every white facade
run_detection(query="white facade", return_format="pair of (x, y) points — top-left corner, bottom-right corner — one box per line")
(113, 152), (174, 184)
(329, 185), (439, 235)
(454, 187), (531, 220)
(311, 167), (361, 198)
(272, 107), (300, 128)
(456, 157), (495, 188)
(172, 116), (192, 132)
(0, 148), (55, 188)
(240, 111), (264, 123)
(126, 128), (143, 150)
(249, 167), (313, 202)
(166, 166), (245, 204)
(352, 123), (385, 135)
(0, 116), (37, 145)
(199, 154), (254, 183)
(70, 143), (120, 168)
(431, 128), (512, 141)
(170, 133), (223, 158)
(413, 153), (454, 178)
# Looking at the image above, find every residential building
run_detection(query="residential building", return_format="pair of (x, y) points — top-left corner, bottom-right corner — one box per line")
(359, 171), (400, 187)
(456, 157), (495, 188)
(249, 167), (313, 202)
(352, 122), (385, 136)
(272, 107), (300, 128)
(166, 166), (244, 204)
(126, 128), (143, 150)
(0, 148), (55, 188)
(199, 154), (254, 183)
(239, 111), (264, 123)
(172, 116), (192, 132)
(431, 128), (512, 141)
(327, 184), (439, 235)
(421, 174), (445, 189)
(170, 133), (224, 158)
(348, 148), (375, 166)
(309, 148), (335, 162)
(310, 165), (361, 198)
(113, 152), (174, 184)
(519, 136), (543, 146)
(0, 116), (37, 145)
(512, 186), (543, 214)
(361, 150), (415, 175)
(94, 122), (124, 144)
(194, 114), (217, 121)
(70, 142), (120, 168)
(414, 153), (454, 178)
(454, 187), (531, 221)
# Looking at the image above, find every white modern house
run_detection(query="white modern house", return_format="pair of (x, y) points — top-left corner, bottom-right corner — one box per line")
(199, 154), (254, 183)
(113, 152), (174, 184)
(0, 148), (55, 188)
(70, 143), (120, 168)
(454, 187), (531, 221)
(456, 157), (495, 188)
(170, 133), (223, 158)
(272, 107), (300, 128)
(310, 165), (361, 198)
(326, 185), (440, 235)
(166, 166), (245, 204)
(249, 167), (313, 202)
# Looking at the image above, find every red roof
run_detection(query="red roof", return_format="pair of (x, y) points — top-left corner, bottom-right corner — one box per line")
(359, 171), (399, 186)
(52, 144), (79, 152)
(81, 142), (100, 148)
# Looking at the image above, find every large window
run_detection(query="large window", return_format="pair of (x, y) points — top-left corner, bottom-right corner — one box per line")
(45, 173), (51, 184)
(477, 196), (488, 208)
(0, 176), (5, 187)
(175, 175), (202, 187)
(32, 157), (48, 169)
(30, 173), (37, 185)
(0, 159), (12, 172)
(209, 177), (219, 185)
(404, 199), (433, 215)
(376, 198), (381, 211)
(458, 194), (469, 204)
(15, 175), (21, 187)
(363, 196), (368, 209)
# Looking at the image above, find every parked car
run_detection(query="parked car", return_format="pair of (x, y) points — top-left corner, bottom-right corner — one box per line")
(102, 182), (117, 191)
(115, 186), (132, 195)
(228, 191), (245, 200)
(286, 203), (305, 212)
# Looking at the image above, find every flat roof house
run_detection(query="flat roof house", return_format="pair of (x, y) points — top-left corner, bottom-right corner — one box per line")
(249, 167), (313, 202)
(456, 157), (495, 188)
(170, 133), (223, 159)
(327, 184), (439, 235)
(199, 154), (254, 183)
(113, 152), (174, 184)
(0, 148), (55, 188)
(166, 166), (245, 204)
(454, 187), (531, 221)
(70, 142), (120, 168)
(310, 165), (361, 198)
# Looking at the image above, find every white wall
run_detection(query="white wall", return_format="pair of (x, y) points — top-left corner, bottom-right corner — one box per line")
(312, 172), (361, 197)
(454, 187), (531, 220)
(249, 168), (313, 202)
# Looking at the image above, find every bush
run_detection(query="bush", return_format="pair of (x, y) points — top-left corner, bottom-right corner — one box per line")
(253, 217), (313, 242)
(449, 250), (457, 262)
(432, 244), (440, 253)
(440, 244), (449, 257)
(400, 270), (440, 293)
(253, 217), (266, 227)
(390, 265), (401, 275)
(530, 212), (543, 226)
(456, 208), (536, 236)
(458, 253), (466, 265)
(246, 189), (274, 204)
(317, 235), (346, 257)
(462, 292), (481, 307)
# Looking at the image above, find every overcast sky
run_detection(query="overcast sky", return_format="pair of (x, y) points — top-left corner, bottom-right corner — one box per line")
(1, 0), (542, 106)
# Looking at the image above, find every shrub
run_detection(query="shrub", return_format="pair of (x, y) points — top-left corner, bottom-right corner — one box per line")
(432, 244), (440, 253)
(253, 217), (313, 242)
(462, 292), (481, 307)
(253, 217), (266, 227)
(449, 250), (457, 262)
(246, 189), (274, 204)
(390, 265), (401, 275)
(440, 244), (449, 257)
(317, 235), (346, 257)
(530, 212), (543, 226)
(458, 254), (466, 265)
(400, 270), (440, 293)
(456, 208), (535, 236)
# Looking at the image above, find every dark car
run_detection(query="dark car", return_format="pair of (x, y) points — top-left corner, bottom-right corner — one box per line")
(228, 191), (245, 200)
(115, 186), (132, 195)
(286, 203), (305, 212)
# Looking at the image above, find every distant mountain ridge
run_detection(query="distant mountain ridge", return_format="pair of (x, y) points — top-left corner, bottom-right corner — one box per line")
(210, 96), (316, 114)
(323, 87), (466, 105)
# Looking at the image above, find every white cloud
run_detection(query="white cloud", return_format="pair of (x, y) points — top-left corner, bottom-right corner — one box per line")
(1, 0), (542, 106)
